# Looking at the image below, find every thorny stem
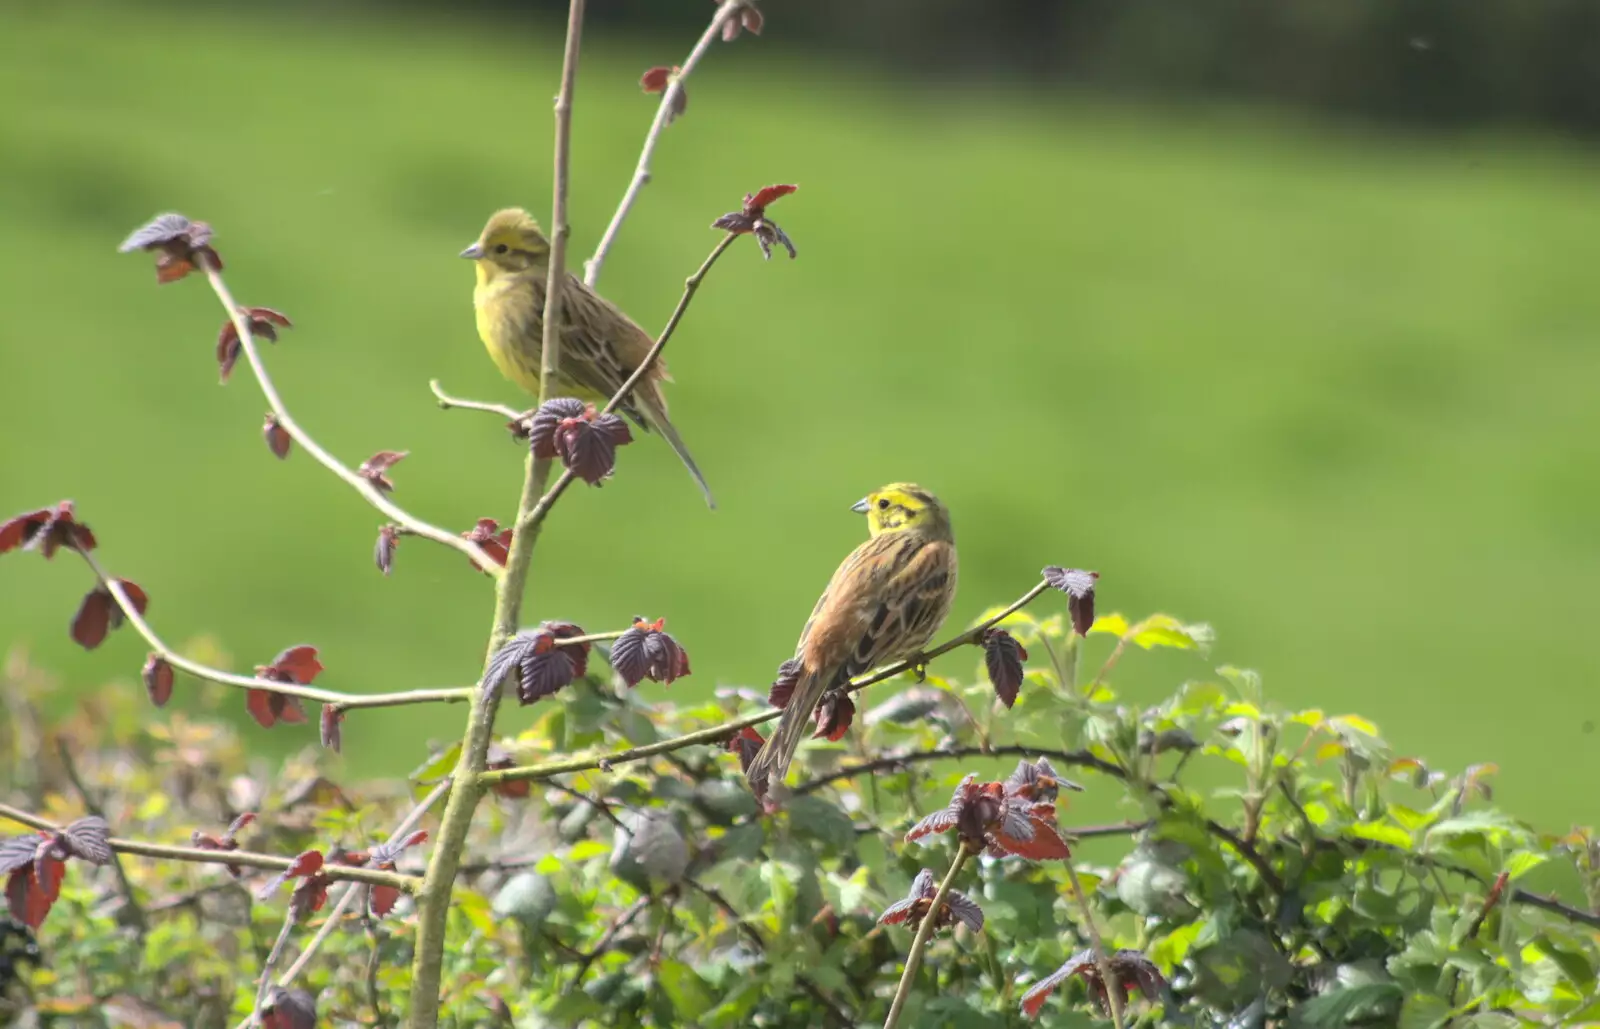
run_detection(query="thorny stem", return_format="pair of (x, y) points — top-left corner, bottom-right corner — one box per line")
(584, 0), (745, 288)
(195, 255), (504, 578)
(480, 578), (1057, 788)
(515, 232), (738, 537)
(405, 3), (585, 1027)
(883, 843), (974, 1029)
(0, 803), (417, 890)
(1065, 861), (1125, 1029)
(78, 549), (474, 710)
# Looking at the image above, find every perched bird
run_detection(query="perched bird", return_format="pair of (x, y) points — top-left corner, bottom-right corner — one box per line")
(461, 208), (715, 508)
(747, 483), (959, 798)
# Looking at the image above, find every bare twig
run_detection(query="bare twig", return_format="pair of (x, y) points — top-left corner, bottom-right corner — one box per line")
(55, 740), (147, 939)
(429, 379), (524, 421)
(584, 0), (746, 288)
(254, 917), (296, 1019)
(1065, 861), (1125, 1029)
(516, 231), (738, 537)
(790, 745), (1120, 798)
(194, 255), (504, 578)
(570, 895), (649, 989)
(0, 803), (416, 890)
(406, 5), (587, 1027)
(77, 550), (473, 710)
(883, 842), (974, 1029)
(364, 916), (388, 1029)
(232, 781), (449, 1029)
(480, 578), (1059, 789)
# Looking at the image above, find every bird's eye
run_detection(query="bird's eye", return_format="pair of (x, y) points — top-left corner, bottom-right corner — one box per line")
(494, 243), (508, 255)
(876, 498), (890, 510)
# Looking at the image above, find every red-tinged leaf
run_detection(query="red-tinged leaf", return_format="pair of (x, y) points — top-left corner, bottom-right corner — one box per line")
(9, 854), (65, 929)
(246, 689), (278, 728)
(747, 184), (797, 212)
(640, 65), (673, 92)
(876, 897), (918, 926)
(276, 696), (308, 725)
(462, 518), (512, 571)
(62, 817), (112, 865)
(945, 889), (985, 931)
(0, 508), (47, 554)
(118, 213), (209, 254)
(768, 658), (801, 708)
(995, 816), (1072, 862)
(982, 628), (1027, 708)
(527, 398), (586, 460)
(226, 812), (257, 839)
(71, 588), (112, 650)
(357, 450), (408, 493)
(374, 524), (399, 575)
(320, 705), (344, 752)
(544, 621), (590, 677)
(108, 579), (149, 622)
(289, 875), (330, 920)
(726, 726), (764, 774)
(811, 691), (855, 742)
(259, 986), (317, 1029)
(142, 653), (174, 707)
(265, 645), (324, 685)
(1, 502), (96, 559)
(1042, 566), (1099, 636)
(370, 883), (400, 918)
(905, 808), (959, 842)
(287, 850), (323, 877)
(609, 618), (690, 688)
(739, 4), (763, 34)
(264, 413), (291, 459)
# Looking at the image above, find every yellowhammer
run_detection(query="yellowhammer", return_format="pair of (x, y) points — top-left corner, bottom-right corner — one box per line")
(461, 208), (715, 508)
(746, 483), (959, 798)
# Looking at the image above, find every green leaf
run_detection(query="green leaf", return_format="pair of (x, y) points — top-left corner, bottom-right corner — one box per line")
(1344, 821), (1413, 850)
(492, 872), (557, 931)
(1504, 849), (1548, 881)
(786, 794), (856, 851)
(657, 959), (717, 1018)
(1088, 612), (1131, 637)
(1291, 982), (1403, 1028)
(409, 742), (461, 784)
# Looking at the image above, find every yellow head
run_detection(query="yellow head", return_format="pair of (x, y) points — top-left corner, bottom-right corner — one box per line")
(851, 483), (953, 540)
(460, 208), (551, 278)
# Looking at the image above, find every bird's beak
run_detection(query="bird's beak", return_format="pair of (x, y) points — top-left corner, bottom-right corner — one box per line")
(850, 497), (871, 514)
(459, 242), (484, 260)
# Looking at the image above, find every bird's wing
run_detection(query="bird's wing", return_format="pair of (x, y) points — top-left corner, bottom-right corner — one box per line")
(558, 273), (665, 429)
(798, 535), (957, 690)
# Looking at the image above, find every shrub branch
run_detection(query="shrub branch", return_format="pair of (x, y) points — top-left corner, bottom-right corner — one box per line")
(882, 842), (975, 1029)
(194, 255), (504, 578)
(77, 550), (474, 710)
(584, 0), (746, 287)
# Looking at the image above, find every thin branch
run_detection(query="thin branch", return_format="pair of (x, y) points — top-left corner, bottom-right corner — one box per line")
(194, 255), (503, 578)
(883, 843), (974, 1029)
(429, 379), (524, 422)
(76, 549), (473, 710)
(790, 745), (1123, 799)
(0, 803), (418, 890)
(407, 4), (586, 1027)
(570, 895), (649, 989)
(1065, 861), (1125, 1029)
(232, 781), (449, 1029)
(584, 0), (745, 288)
(55, 740), (147, 939)
(481, 578), (1059, 788)
(516, 231), (738, 536)
(254, 917), (296, 1019)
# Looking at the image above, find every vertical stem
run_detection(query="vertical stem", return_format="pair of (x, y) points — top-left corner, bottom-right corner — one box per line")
(1065, 861), (1125, 1029)
(883, 844), (973, 1029)
(403, 3), (585, 1027)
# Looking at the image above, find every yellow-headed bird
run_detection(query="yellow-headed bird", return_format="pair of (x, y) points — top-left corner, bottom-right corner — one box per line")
(747, 483), (958, 798)
(462, 208), (715, 508)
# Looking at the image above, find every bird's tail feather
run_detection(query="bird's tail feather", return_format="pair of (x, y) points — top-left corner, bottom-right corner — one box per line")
(641, 403), (715, 510)
(746, 670), (825, 799)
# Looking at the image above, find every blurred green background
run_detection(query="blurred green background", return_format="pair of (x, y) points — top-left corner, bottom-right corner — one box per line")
(3, 2), (1597, 823)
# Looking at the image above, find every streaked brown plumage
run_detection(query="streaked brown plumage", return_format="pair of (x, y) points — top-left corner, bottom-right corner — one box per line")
(462, 208), (714, 508)
(747, 483), (958, 798)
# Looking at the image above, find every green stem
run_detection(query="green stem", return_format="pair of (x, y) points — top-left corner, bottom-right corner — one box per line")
(1065, 861), (1125, 1029)
(883, 844), (973, 1029)
(403, 3), (585, 1026)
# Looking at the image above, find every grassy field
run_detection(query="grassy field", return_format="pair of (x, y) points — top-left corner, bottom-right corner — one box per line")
(3, 2), (1598, 824)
